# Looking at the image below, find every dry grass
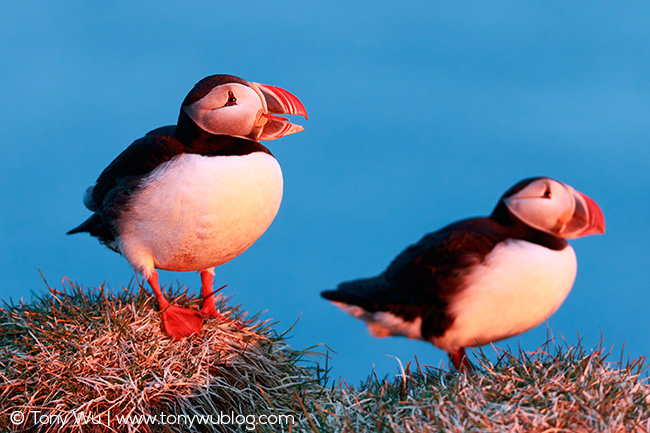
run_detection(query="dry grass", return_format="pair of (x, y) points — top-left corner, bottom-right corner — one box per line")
(0, 279), (324, 432)
(297, 341), (650, 432)
(1, 280), (649, 433)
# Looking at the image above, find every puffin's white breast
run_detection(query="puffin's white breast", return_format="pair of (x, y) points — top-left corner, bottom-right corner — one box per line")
(116, 152), (283, 275)
(433, 239), (577, 352)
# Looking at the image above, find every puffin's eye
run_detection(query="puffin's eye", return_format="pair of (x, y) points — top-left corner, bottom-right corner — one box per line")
(224, 91), (237, 106)
(542, 187), (552, 199)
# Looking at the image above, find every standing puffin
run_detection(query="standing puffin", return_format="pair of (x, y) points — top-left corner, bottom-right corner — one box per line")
(321, 177), (605, 371)
(68, 74), (307, 340)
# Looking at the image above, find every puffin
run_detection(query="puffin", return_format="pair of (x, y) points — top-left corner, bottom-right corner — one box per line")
(68, 74), (307, 340)
(321, 177), (605, 371)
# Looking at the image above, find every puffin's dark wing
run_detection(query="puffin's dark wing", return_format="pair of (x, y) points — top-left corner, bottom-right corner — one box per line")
(67, 126), (181, 245)
(67, 123), (273, 246)
(322, 218), (509, 338)
(89, 126), (181, 213)
(87, 123), (273, 215)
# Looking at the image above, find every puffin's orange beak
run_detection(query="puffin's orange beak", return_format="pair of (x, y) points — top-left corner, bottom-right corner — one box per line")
(561, 189), (606, 239)
(250, 82), (308, 141)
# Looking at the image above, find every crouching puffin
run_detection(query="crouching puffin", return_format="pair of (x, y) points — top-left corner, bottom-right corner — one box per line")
(321, 177), (605, 371)
(68, 74), (307, 340)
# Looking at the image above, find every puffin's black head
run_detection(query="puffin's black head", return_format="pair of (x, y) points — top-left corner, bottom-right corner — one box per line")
(178, 74), (307, 142)
(491, 177), (605, 239)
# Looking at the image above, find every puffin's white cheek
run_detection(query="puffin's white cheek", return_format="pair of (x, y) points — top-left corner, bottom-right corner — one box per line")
(227, 110), (259, 137)
(509, 198), (553, 227)
(508, 199), (560, 233)
(185, 108), (255, 137)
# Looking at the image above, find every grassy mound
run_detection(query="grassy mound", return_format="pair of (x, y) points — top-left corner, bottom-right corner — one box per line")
(1, 280), (649, 432)
(0, 280), (325, 432)
(296, 342), (650, 432)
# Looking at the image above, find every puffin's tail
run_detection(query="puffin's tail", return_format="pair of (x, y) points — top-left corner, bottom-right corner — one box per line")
(67, 213), (120, 252)
(67, 214), (102, 235)
(321, 276), (390, 312)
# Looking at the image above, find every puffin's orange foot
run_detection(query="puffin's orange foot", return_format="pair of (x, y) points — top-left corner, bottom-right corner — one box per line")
(160, 305), (204, 340)
(200, 303), (244, 330)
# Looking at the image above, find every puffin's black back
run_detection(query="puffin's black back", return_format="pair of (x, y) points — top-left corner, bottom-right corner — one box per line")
(322, 217), (510, 338)
(321, 213), (568, 339)
(67, 115), (272, 248)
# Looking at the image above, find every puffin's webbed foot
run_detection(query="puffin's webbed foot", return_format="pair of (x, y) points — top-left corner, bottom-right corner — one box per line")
(147, 270), (203, 340)
(160, 304), (204, 340)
